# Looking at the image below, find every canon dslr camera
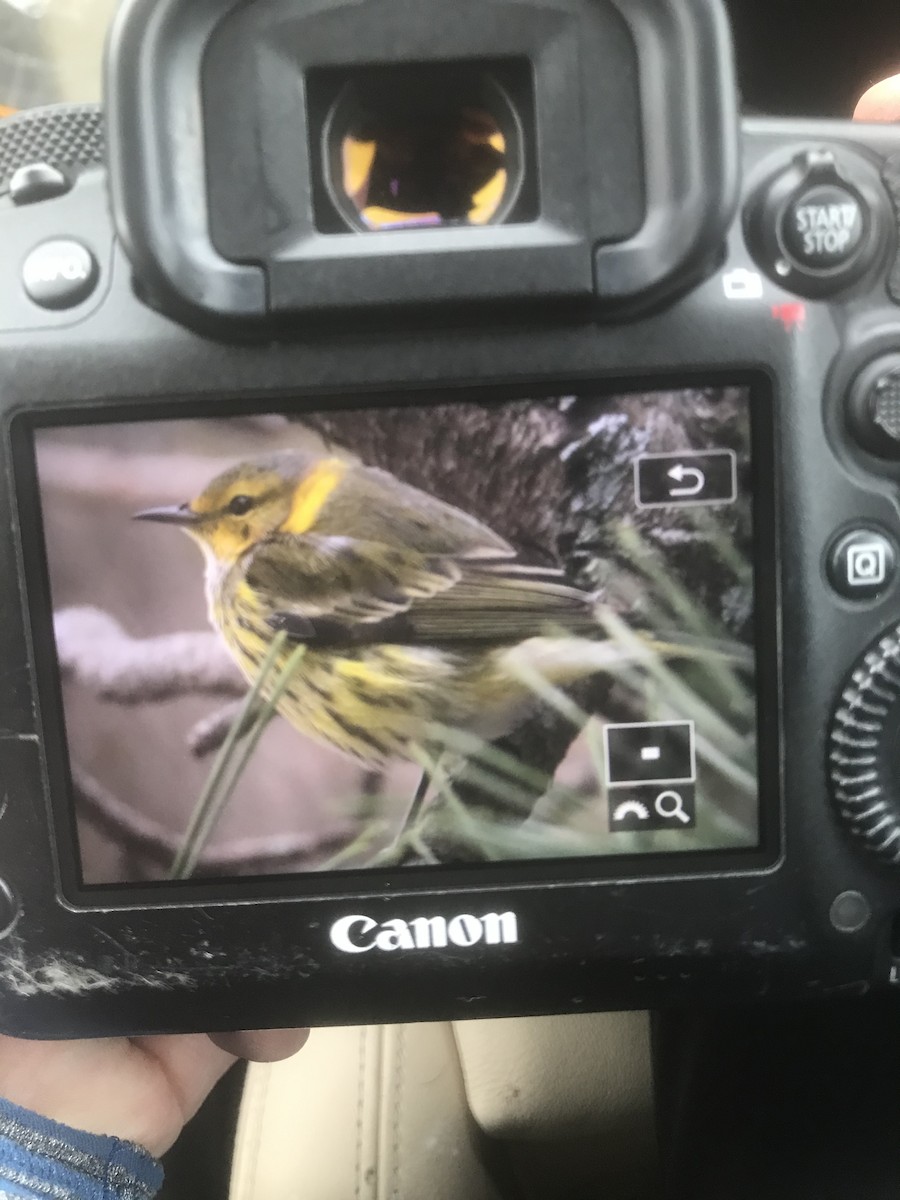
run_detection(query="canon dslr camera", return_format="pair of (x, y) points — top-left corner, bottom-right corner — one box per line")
(1, 0), (900, 1037)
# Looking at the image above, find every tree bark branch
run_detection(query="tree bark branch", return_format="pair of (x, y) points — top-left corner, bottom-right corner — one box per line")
(54, 607), (245, 703)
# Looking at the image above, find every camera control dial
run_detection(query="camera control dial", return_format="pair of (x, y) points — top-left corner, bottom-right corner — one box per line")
(847, 355), (900, 458)
(830, 625), (900, 864)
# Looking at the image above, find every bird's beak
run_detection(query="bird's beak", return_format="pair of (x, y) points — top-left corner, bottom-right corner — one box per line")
(133, 504), (201, 526)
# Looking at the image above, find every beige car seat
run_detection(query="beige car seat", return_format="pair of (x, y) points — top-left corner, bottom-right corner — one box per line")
(230, 1011), (657, 1200)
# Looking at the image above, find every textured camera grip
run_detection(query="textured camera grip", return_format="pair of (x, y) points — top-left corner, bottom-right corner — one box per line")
(0, 103), (104, 195)
(882, 152), (900, 304)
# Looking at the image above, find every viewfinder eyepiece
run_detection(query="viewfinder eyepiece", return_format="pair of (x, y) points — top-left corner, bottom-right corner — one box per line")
(317, 63), (529, 232)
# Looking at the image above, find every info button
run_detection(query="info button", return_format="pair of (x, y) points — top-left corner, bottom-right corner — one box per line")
(634, 450), (737, 509)
(22, 239), (98, 311)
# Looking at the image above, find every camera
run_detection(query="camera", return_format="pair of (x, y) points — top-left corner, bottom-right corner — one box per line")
(1, 0), (900, 1039)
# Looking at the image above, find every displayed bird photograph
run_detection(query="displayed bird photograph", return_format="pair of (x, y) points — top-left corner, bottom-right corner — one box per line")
(32, 388), (760, 885)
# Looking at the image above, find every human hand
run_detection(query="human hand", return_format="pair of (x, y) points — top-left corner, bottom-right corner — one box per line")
(855, 72), (900, 121)
(0, 1027), (308, 1157)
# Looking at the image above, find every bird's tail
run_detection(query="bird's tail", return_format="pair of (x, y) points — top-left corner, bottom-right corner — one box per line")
(496, 625), (747, 692)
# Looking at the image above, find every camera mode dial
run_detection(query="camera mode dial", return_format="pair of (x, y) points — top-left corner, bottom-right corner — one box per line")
(746, 148), (887, 298)
(830, 624), (900, 864)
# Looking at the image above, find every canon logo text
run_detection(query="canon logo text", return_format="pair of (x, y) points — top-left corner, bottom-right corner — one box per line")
(329, 911), (519, 954)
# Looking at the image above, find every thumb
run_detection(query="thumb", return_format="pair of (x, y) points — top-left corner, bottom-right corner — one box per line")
(855, 72), (900, 121)
(208, 1028), (310, 1061)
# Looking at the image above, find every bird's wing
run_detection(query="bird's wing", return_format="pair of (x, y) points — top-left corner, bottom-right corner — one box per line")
(406, 566), (598, 641)
(243, 533), (597, 648)
(242, 533), (461, 633)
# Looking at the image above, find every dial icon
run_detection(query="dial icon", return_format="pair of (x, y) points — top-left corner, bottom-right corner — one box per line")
(611, 800), (650, 823)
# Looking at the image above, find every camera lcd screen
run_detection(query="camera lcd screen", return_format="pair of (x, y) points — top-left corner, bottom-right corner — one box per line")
(26, 386), (761, 888)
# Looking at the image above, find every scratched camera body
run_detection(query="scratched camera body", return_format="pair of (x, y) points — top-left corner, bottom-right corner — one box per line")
(2, 0), (900, 1038)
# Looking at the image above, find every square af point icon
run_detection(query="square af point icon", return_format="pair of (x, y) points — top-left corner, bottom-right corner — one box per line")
(603, 720), (697, 788)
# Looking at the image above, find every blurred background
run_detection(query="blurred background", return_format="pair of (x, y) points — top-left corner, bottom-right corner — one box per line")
(0, 0), (114, 112)
(1, 0), (898, 116)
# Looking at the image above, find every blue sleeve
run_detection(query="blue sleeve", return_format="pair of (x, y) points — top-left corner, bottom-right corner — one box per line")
(0, 1098), (163, 1199)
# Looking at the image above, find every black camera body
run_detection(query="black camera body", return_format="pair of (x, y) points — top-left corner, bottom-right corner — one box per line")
(1, 0), (900, 1038)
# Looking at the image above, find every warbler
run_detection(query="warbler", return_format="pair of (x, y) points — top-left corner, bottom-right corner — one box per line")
(135, 450), (631, 766)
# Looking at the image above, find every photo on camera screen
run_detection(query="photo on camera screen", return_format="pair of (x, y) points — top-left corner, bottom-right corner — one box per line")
(29, 387), (759, 887)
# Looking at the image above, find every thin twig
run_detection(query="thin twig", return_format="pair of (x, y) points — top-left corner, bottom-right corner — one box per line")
(187, 700), (258, 758)
(73, 766), (344, 872)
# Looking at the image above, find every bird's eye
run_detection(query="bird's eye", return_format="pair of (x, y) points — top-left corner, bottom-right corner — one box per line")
(227, 494), (256, 516)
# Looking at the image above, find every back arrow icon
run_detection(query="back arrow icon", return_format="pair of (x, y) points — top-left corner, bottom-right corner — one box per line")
(667, 463), (705, 497)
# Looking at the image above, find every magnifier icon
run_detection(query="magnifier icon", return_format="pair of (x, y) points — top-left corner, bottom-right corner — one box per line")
(654, 790), (691, 825)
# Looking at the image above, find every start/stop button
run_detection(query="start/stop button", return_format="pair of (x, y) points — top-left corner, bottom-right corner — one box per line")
(780, 183), (864, 271)
(745, 148), (887, 298)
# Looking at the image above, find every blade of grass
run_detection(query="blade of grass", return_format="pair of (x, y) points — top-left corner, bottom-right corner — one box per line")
(693, 730), (757, 795)
(426, 723), (559, 794)
(500, 657), (590, 727)
(318, 818), (392, 870)
(615, 523), (723, 639)
(407, 744), (481, 840)
(169, 637), (306, 880)
(597, 607), (749, 761)
(168, 632), (289, 879)
(182, 642), (308, 872)
(614, 522), (752, 716)
(500, 656), (607, 787)
(685, 506), (753, 584)
(408, 833), (440, 864)
(450, 760), (565, 815)
(427, 724), (590, 822)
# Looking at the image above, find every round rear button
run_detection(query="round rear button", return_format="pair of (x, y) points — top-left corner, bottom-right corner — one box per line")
(745, 147), (887, 297)
(22, 239), (98, 310)
(847, 354), (900, 458)
(827, 527), (897, 600)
